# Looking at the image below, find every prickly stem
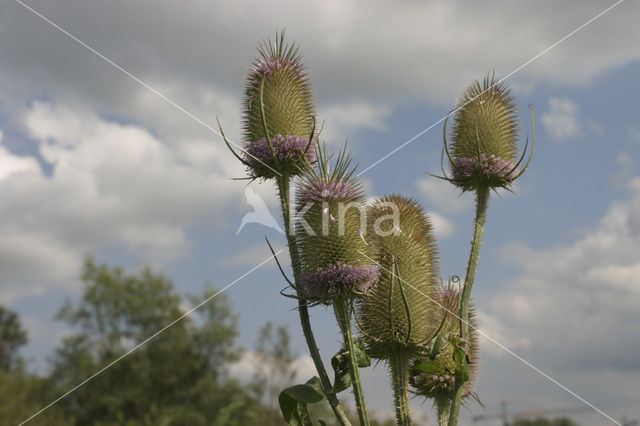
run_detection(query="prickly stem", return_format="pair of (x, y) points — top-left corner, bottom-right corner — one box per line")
(447, 185), (489, 426)
(389, 351), (412, 426)
(437, 397), (450, 426)
(335, 297), (370, 426)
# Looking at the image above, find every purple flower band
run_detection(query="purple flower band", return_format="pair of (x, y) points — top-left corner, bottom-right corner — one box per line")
(451, 154), (518, 182)
(251, 59), (303, 81)
(302, 262), (380, 301)
(298, 179), (360, 203)
(245, 134), (315, 177)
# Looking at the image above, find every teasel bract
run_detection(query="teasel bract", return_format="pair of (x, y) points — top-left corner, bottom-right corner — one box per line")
(357, 195), (440, 425)
(240, 31), (316, 180)
(440, 72), (534, 193)
(409, 282), (479, 426)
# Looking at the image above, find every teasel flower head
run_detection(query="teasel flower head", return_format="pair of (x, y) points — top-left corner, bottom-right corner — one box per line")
(296, 143), (379, 304)
(409, 281), (479, 406)
(439, 72), (534, 192)
(240, 30), (316, 180)
(357, 195), (441, 359)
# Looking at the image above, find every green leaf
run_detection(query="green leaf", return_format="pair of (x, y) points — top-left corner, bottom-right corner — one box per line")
(278, 377), (325, 425)
(330, 339), (370, 394)
(412, 360), (444, 375)
(331, 369), (352, 394)
(453, 347), (470, 382)
(430, 334), (446, 359)
(353, 337), (371, 368)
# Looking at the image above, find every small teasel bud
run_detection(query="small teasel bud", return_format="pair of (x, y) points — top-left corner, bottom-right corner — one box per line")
(296, 143), (379, 303)
(358, 195), (441, 359)
(242, 31), (316, 179)
(444, 72), (533, 191)
(409, 282), (479, 406)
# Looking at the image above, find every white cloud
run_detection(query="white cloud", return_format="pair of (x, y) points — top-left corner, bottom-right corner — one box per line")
(427, 210), (454, 238)
(486, 176), (640, 375)
(0, 144), (41, 181)
(463, 177), (640, 422)
(0, 101), (247, 303)
(2, 0), (639, 144)
(541, 97), (582, 141)
(217, 242), (287, 269)
(416, 176), (473, 213)
(476, 310), (532, 358)
(318, 102), (391, 143)
(228, 351), (315, 384)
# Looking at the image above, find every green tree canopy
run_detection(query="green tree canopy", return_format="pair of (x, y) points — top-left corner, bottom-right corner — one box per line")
(0, 305), (28, 371)
(48, 258), (249, 425)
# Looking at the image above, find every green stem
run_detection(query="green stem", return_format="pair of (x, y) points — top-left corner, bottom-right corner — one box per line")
(334, 298), (370, 426)
(447, 185), (489, 426)
(389, 351), (411, 426)
(277, 176), (351, 426)
(437, 397), (450, 426)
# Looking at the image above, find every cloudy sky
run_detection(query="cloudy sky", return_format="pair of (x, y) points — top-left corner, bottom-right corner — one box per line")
(1, 0), (639, 424)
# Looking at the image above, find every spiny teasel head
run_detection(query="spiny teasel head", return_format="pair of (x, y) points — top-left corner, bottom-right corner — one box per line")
(442, 72), (534, 192)
(409, 281), (479, 406)
(357, 195), (441, 359)
(296, 143), (379, 304)
(242, 31), (316, 179)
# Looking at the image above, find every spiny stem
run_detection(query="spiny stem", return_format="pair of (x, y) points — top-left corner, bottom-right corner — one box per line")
(277, 176), (351, 426)
(389, 351), (412, 426)
(334, 297), (370, 426)
(437, 397), (450, 426)
(448, 185), (489, 426)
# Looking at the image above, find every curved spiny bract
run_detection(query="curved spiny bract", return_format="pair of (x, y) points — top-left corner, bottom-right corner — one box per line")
(409, 284), (479, 410)
(242, 31), (316, 179)
(359, 195), (440, 359)
(295, 144), (379, 304)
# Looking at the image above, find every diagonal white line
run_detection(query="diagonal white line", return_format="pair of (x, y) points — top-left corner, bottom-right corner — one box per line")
(14, 0), (282, 177)
(358, 250), (621, 425)
(18, 251), (281, 426)
(358, 0), (625, 176)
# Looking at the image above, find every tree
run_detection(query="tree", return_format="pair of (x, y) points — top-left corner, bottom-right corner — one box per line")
(48, 258), (252, 425)
(0, 306), (73, 424)
(0, 305), (28, 371)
